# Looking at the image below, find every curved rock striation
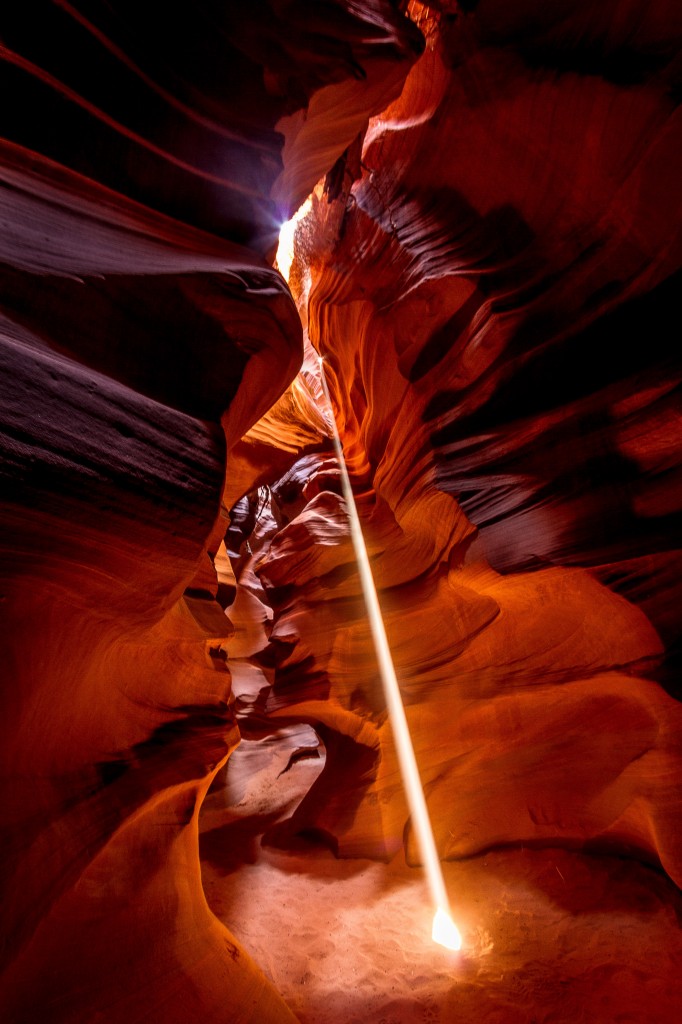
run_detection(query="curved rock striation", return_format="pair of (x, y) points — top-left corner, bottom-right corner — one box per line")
(1, 0), (422, 252)
(2, 0), (682, 1019)
(0, 2), (422, 1021)
(0, 143), (300, 1024)
(252, 0), (682, 887)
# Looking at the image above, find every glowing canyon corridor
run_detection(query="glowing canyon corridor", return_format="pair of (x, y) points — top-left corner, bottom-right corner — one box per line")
(1, 3), (682, 1022)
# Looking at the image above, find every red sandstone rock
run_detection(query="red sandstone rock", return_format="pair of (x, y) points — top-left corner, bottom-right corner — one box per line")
(2, 1), (682, 1021)
(249, 0), (682, 893)
(0, 2), (421, 1020)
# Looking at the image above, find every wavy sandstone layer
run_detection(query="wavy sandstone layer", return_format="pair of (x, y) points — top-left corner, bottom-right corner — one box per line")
(1, 1), (681, 1022)
(0, 3), (421, 1021)
(248, 1), (682, 889)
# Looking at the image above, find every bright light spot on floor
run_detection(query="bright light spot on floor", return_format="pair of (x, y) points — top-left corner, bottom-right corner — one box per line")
(318, 359), (464, 953)
(432, 907), (462, 951)
(275, 197), (312, 282)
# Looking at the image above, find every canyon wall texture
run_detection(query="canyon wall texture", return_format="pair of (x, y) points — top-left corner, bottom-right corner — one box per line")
(247, 0), (682, 883)
(1, 1), (681, 1022)
(0, 2), (421, 1021)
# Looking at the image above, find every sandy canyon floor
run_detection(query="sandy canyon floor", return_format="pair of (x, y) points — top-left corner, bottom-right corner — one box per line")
(200, 649), (682, 1024)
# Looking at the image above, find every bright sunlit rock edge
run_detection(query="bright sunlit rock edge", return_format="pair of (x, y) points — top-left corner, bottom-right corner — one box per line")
(275, 196), (313, 282)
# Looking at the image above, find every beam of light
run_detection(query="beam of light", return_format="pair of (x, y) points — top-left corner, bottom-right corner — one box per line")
(318, 356), (462, 953)
(275, 196), (313, 281)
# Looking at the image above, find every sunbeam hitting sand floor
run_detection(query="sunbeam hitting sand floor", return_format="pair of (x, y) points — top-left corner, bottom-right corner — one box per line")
(200, 651), (682, 1024)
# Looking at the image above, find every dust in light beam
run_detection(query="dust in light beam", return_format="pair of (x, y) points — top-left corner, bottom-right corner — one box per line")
(317, 355), (463, 953)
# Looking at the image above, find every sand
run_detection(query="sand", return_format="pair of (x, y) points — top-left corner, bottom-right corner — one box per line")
(200, 674), (682, 1024)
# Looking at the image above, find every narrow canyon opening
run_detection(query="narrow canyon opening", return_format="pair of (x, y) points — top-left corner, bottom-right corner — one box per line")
(196, 178), (682, 1022)
(2, 3), (682, 1023)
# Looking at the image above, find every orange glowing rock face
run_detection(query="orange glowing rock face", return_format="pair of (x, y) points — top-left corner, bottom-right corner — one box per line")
(2, 1), (682, 1023)
(248, 0), (682, 892)
(0, 3), (423, 1022)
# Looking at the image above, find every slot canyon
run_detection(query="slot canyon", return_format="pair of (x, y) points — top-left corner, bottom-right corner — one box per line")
(2, 2), (682, 1021)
